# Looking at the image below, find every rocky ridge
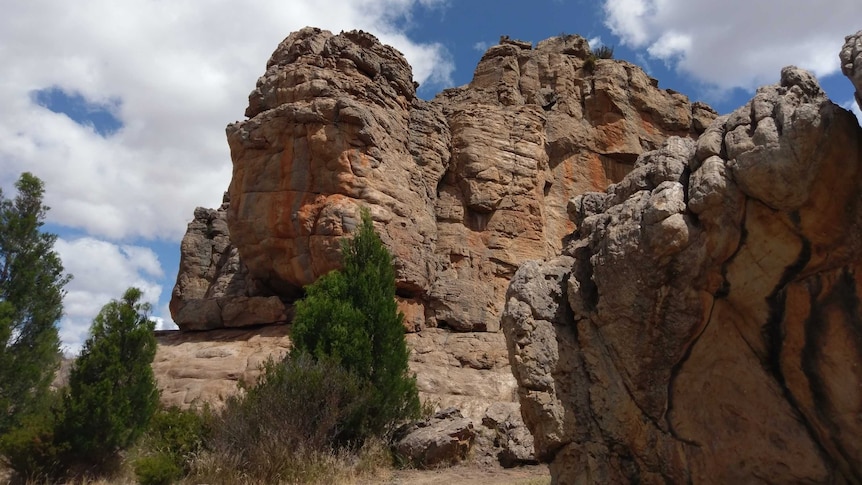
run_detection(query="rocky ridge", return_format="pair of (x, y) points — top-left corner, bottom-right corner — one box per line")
(504, 31), (862, 482)
(164, 28), (713, 467)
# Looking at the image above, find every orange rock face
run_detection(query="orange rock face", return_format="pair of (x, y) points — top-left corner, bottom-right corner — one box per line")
(175, 28), (712, 333)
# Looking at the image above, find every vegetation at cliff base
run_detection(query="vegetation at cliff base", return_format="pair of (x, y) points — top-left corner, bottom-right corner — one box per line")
(1, 286), (160, 482)
(291, 207), (420, 440)
(57, 287), (160, 465)
(189, 208), (418, 483)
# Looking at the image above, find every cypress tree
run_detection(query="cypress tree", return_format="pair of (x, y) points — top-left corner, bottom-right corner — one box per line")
(291, 208), (419, 439)
(0, 173), (69, 434)
(58, 287), (159, 464)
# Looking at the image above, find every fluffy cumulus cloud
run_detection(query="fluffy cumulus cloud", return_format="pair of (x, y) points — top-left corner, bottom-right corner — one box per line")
(54, 238), (167, 354)
(1, 0), (454, 351)
(603, 0), (860, 90)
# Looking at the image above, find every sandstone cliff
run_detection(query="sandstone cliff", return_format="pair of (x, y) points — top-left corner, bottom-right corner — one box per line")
(171, 27), (713, 334)
(504, 32), (862, 483)
(164, 27), (712, 467)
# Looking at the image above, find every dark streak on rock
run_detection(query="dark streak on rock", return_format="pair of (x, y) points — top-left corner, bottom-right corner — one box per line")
(801, 268), (862, 482)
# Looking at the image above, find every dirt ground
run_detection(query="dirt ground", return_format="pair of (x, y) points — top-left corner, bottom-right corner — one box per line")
(358, 463), (551, 485)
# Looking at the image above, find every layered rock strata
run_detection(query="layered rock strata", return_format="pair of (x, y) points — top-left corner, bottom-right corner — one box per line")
(504, 54), (862, 482)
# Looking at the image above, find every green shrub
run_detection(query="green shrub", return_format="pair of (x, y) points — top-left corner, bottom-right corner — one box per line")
(202, 353), (371, 482)
(135, 452), (182, 485)
(0, 411), (66, 481)
(137, 406), (208, 481)
(56, 287), (160, 467)
(146, 406), (207, 463)
(291, 208), (420, 440)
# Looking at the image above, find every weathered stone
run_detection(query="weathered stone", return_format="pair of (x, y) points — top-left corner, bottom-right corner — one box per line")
(395, 408), (476, 468)
(170, 197), (288, 330)
(163, 26), (716, 471)
(172, 28), (713, 333)
(840, 30), (862, 107)
(504, 56), (862, 483)
(481, 402), (538, 467)
(153, 325), (292, 409)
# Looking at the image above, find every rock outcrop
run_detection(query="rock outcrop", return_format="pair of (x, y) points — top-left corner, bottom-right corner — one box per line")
(504, 43), (862, 482)
(165, 27), (713, 468)
(842, 30), (862, 107)
(172, 27), (713, 333)
(170, 197), (289, 330)
(395, 408), (476, 468)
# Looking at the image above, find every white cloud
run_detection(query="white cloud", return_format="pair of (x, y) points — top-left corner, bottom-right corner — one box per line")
(603, 0), (860, 90)
(473, 41), (489, 52)
(588, 36), (603, 49)
(54, 237), (167, 353)
(0, 0), (454, 242)
(1, 0), (454, 352)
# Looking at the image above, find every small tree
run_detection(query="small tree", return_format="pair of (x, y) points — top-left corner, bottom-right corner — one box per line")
(57, 287), (159, 464)
(291, 208), (419, 440)
(0, 172), (70, 434)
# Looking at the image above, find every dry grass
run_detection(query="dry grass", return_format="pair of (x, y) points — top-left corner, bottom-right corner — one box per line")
(185, 437), (392, 485)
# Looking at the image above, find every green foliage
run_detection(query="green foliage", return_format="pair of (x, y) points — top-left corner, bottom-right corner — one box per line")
(136, 405), (208, 482)
(0, 173), (70, 434)
(134, 453), (183, 485)
(57, 287), (160, 465)
(204, 353), (371, 481)
(145, 406), (208, 465)
(291, 208), (419, 440)
(0, 409), (66, 481)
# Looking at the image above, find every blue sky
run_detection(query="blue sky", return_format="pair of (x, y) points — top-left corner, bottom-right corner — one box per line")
(1, 0), (859, 353)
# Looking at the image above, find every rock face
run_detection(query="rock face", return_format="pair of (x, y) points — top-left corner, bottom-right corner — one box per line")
(165, 27), (712, 468)
(504, 54), (862, 482)
(153, 325), (292, 408)
(170, 197), (289, 330)
(177, 27), (712, 333)
(842, 30), (862, 107)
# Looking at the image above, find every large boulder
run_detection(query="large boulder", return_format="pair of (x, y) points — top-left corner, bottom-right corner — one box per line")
(395, 408), (476, 468)
(504, 57), (862, 482)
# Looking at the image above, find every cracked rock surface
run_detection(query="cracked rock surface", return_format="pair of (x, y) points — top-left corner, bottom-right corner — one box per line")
(503, 59), (862, 482)
(171, 27), (713, 333)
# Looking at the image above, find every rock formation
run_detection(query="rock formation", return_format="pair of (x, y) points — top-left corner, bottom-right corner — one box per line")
(165, 27), (713, 467)
(504, 32), (862, 483)
(172, 27), (713, 334)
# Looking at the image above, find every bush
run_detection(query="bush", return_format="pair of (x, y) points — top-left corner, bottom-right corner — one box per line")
(134, 453), (182, 485)
(291, 208), (420, 440)
(136, 406), (208, 481)
(0, 410), (66, 481)
(201, 353), (372, 482)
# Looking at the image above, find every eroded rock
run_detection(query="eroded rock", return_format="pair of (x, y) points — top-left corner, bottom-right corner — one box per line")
(395, 408), (476, 468)
(171, 27), (713, 333)
(504, 61), (862, 483)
